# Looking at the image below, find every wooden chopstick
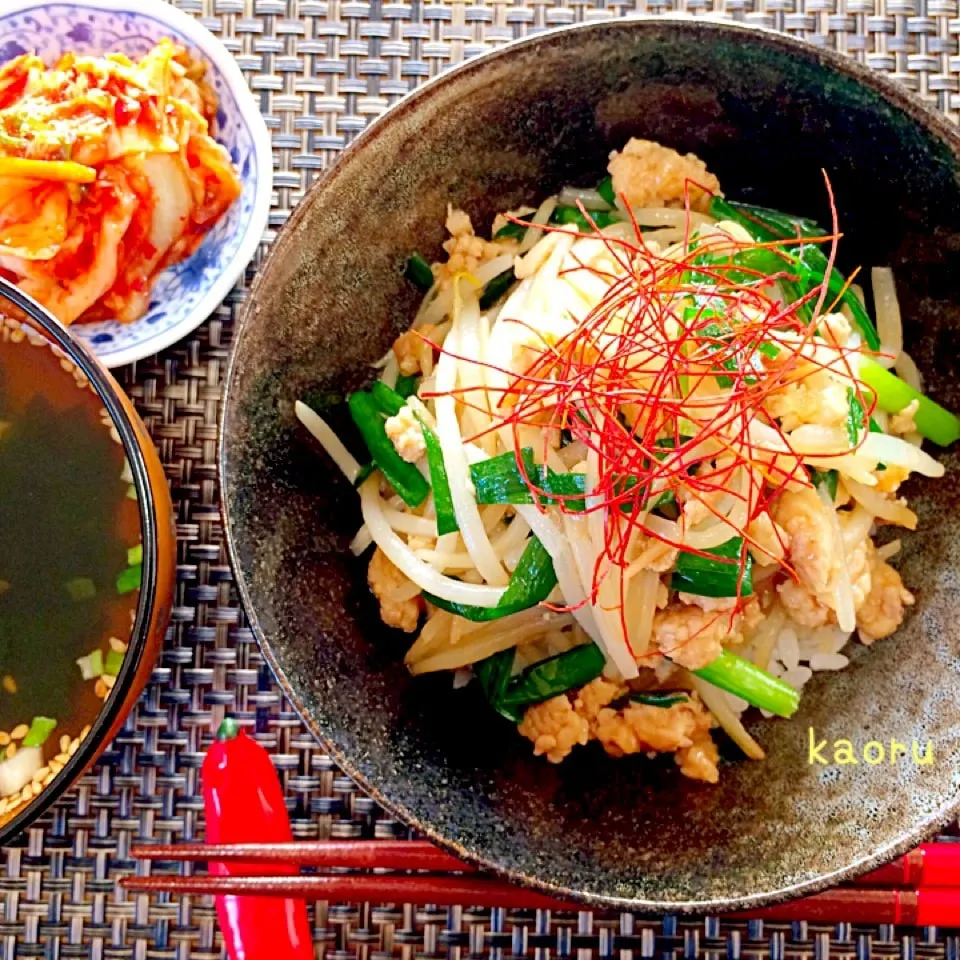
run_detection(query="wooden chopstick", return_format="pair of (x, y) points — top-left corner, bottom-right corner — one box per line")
(132, 840), (473, 873)
(132, 839), (960, 890)
(119, 874), (960, 925)
(122, 874), (578, 911)
(127, 839), (960, 926)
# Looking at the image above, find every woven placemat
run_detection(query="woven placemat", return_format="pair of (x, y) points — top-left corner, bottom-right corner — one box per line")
(2, 0), (958, 955)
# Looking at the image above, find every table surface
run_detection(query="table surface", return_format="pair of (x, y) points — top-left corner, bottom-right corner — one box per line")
(3, 0), (960, 955)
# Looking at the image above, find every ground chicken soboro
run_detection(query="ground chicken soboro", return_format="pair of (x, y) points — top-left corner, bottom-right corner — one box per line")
(519, 680), (720, 784)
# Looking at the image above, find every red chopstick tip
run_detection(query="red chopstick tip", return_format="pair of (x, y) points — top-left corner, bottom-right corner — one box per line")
(916, 888), (960, 927)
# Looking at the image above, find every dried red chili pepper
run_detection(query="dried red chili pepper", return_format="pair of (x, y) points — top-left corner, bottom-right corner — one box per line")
(201, 719), (313, 960)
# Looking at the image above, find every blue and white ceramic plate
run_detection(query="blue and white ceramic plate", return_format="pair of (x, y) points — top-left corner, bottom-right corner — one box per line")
(0, 0), (273, 367)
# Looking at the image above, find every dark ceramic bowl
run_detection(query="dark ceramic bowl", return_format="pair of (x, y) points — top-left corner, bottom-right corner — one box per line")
(220, 18), (960, 912)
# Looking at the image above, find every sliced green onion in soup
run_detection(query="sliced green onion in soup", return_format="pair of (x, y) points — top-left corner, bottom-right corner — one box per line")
(76, 649), (104, 680)
(104, 649), (125, 677)
(64, 577), (96, 602)
(116, 564), (142, 595)
(22, 716), (57, 748)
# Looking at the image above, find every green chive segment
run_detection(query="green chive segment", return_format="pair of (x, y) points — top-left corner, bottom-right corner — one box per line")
(479, 269), (516, 311)
(627, 691), (689, 708)
(497, 643), (606, 721)
(708, 197), (881, 350)
(596, 174), (616, 207)
(417, 417), (458, 537)
(493, 213), (534, 243)
(672, 537), (753, 598)
(425, 536), (557, 622)
(394, 374), (419, 399)
(692, 649), (800, 718)
(347, 391), (430, 508)
(859, 357), (960, 447)
(470, 448), (587, 511)
(404, 253), (434, 292)
(370, 381), (406, 417)
(550, 206), (620, 232)
(809, 468), (839, 501)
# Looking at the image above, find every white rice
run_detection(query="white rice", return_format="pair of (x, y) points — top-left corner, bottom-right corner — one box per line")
(809, 652), (850, 671)
(736, 611), (856, 720)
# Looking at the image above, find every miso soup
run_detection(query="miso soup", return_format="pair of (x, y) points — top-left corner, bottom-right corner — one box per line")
(0, 318), (142, 820)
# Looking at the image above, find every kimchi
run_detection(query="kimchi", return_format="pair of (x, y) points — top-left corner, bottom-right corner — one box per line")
(0, 39), (242, 325)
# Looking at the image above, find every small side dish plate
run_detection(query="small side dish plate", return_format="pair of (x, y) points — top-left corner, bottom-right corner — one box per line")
(0, 0), (272, 367)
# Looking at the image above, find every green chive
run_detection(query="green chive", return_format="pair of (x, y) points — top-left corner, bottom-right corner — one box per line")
(371, 381), (406, 417)
(425, 536), (557, 622)
(809, 468), (839, 501)
(627, 691), (689, 708)
(353, 462), (376, 488)
(394, 374), (419, 399)
(692, 649), (800, 718)
(859, 357), (960, 447)
(596, 174), (616, 207)
(498, 643), (607, 719)
(348, 391), (430, 508)
(550, 206), (620, 232)
(474, 648), (517, 721)
(127, 544), (143, 566)
(417, 417), (458, 536)
(404, 253), (434, 292)
(479, 268), (516, 311)
(847, 387), (866, 446)
(672, 537), (753, 598)
(493, 213), (535, 243)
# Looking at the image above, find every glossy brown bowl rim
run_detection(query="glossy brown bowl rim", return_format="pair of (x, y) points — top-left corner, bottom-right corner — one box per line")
(0, 276), (160, 842)
(219, 16), (960, 912)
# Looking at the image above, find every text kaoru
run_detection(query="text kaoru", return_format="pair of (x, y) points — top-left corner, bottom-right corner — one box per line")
(808, 727), (934, 766)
